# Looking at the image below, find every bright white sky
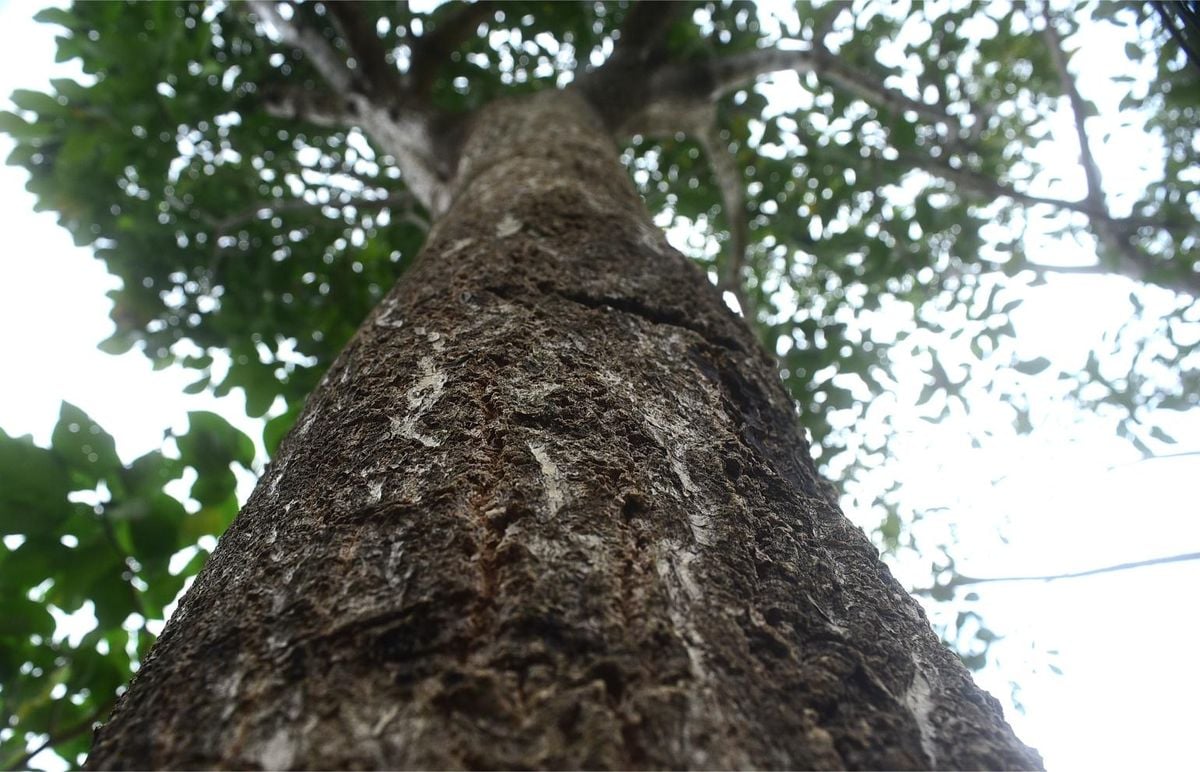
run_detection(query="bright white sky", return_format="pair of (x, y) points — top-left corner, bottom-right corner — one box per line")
(1, 0), (1198, 769)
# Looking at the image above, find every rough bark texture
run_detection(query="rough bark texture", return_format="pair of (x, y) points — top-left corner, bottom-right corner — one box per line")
(87, 90), (1041, 770)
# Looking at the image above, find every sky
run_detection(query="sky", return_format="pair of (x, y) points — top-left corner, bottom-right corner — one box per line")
(1, 0), (1198, 769)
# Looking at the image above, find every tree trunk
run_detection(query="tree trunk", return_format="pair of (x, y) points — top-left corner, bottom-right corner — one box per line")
(86, 90), (1040, 770)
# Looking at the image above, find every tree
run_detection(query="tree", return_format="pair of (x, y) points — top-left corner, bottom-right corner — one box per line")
(1, 0), (1195, 768)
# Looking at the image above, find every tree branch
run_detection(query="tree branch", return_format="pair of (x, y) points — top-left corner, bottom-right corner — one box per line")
(1042, 12), (1146, 279)
(608, 0), (689, 68)
(4, 702), (113, 771)
(893, 149), (1173, 232)
(917, 551), (1200, 595)
(709, 45), (961, 132)
(407, 1), (497, 97)
(697, 122), (751, 315)
(260, 83), (355, 128)
(247, 1), (356, 94)
(324, 1), (406, 102)
(1107, 449), (1200, 471)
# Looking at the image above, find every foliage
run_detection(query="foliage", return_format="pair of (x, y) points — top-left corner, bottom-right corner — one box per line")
(1, 0), (1197, 767)
(0, 406), (251, 769)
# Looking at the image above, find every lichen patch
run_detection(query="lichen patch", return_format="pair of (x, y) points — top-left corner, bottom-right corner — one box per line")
(390, 355), (446, 447)
(904, 653), (939, 767)
(496, 213), (522, 238)
(527, 441), (564, 516)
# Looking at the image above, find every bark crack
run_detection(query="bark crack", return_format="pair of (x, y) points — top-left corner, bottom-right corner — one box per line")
(557, 290), (744, 353)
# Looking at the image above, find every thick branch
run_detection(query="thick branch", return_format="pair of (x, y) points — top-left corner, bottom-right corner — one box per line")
(892, 150), (1200, 295)
(895, 149), (1174, 232)
(325, 1), (406, 102)
(1043, 13), (1147, 281)
(697, 123), (751, 315)
(247, 5), (451, 214)
(260, 83), (354, 128)
(247, 1), (355, 94)
(608, 0), (689, 68)
(709, 46), (961, 132)
(407, 1), (497, 96)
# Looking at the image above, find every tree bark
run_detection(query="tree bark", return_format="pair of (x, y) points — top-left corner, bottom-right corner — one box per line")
(86, 89), (1040, 770)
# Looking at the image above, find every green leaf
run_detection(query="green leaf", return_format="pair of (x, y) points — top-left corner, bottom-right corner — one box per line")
(33, 7), (76, 27)
(263, 405), (302, 456)
(0, 429), (72, 536)
(0, 596), (56, 638)
(1148, 426), (1177, 445)
(9, 88), (63, 116)
(51, 402), (121, 487)
(1013, 356), (1051, 375)
(127, 493), (186, 562)
(177, 411), (255, 473)
(0, 111), (36, 137)
(181, 495), (238, 542)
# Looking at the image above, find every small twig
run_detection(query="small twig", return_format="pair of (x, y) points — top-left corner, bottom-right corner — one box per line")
(5, 700), (114, 771)
(917, 551), (1200, 596)
(1107, 449), (1200, 471)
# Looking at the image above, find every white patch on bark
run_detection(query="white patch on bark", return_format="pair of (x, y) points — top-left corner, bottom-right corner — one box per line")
(527, 442), (564, 516)
(217, 670), (243, 720)
(444, 237), (474, 256)
(267, 457), (289, 498)
(297, 413), (316, 436)
(258, 728), (294, 771)
(655, 546), (707, 673)
(643, 405), (713, 547)
(655, 543), (715, 768)
(390, 356), (446, 447)
(905, 653), (939, 766)
(372, 705), (400, 737)
(366, 479), (383, 504)
(377, 307), (404, 328)
(496, 213), (522, 238)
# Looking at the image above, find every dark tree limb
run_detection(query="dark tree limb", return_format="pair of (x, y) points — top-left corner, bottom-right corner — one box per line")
(245, 3), (453, 213)
(894, 148), (1180, 232)
(888, 149), (1200, 295)
(707, 46), (962, 132)
(5, 702), (113, 771)
(697, 121), (752, 315)
(324, 1), (406, 102)
(1042, 12), (1147, 281)
(607, 0), (690, 68)
(260, 83), (356, 128)
(407, 1), (497, 97)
